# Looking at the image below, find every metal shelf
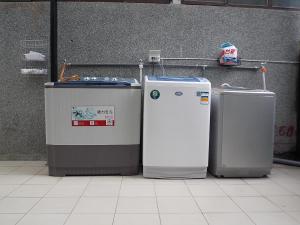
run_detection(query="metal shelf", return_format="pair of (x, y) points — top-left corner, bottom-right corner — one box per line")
(20, 38), (48, 76)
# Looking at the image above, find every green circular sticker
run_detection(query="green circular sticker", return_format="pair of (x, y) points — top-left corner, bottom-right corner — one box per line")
(150, 90), (160, 100)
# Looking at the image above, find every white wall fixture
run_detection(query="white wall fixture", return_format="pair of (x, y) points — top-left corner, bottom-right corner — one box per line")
(172, 0), (181, 4)
(149, 50), (161, 63)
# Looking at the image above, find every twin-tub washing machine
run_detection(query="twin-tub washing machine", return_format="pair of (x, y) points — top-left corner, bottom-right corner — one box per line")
(45, 78), (141, 176)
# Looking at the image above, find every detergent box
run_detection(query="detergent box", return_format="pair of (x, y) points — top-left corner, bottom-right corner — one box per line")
(219, 42), (239, 66)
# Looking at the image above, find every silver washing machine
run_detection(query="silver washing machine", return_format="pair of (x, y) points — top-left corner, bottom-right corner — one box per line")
(209, 87), (276, 177)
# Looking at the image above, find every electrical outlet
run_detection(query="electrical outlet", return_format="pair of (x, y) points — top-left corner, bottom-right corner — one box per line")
(173, 0), (181, 4)
(149, 50), (161, 63)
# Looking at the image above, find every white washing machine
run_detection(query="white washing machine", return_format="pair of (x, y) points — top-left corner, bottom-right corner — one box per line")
(143, 75), (211, 178)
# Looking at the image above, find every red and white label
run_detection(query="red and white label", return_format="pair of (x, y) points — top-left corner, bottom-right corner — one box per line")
(71, 106), (114, 127)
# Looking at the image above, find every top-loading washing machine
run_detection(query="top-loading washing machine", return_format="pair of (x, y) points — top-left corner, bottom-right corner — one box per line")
(209, 87), (276, 177)
(143, 75), (211, 178)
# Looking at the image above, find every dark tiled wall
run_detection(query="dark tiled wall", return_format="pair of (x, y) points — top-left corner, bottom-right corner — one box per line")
(0, 2), (299, 159)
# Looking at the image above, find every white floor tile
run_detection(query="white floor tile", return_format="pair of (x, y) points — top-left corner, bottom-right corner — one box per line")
(232, 197), (281, 212)
(0, 214), (24, 225)
(0, 185), (19, 196)
(288, 212), (300, 223)
(157, 197), (200, 213)
(270, 174), (299, 186)
(46, 184), (86, 197)
(25, 175), (61, 185)
(214, 178), (246, 185)
(270, 167), (287, 175)
(281, 183), (300, 195)
(0, 161), (26, 166)
(74, 197), (117, 213)
(122, 176), (154, 185)
(153, 179), (185, 185)
(30, 197), (78, 214)
(0, 163), (298, 225)
(113, 214), (160, 225)
(251, 184), (293, 196)
(270, 168), (286, 175)
(155, 184), (191, 197)
(204, 212), (254, 225)
(269, 170), (290, 178)
(248, 212), (299, 225)
(57, 177), (91, 186)
(219, 184), (260, 197)
(272, 164), (287, 169)
(184, 178), (216, 185)
(17, 214), (68, 225)
(65, 214), (114, 225)
(117, 197), (158, 213)
(120, 184), (155, 197)
(90, 176), (122, 184)
(268, 196), (300, 211)
(9, 185), (53, 197)
(21, 161), (46, 167)
(160, 213), (208, 225)
(10, 166), (44, 175)
(0, 197), (40, 213)
(37, 168), (49, 175)
(0, 175), (33, 185)
(83, 183), (120, 197)
(243, 177), (275, 185)
(188, 184), (226, 196)
(0, 166), (18, 175)
(195, 196), (241, 213)
(282, 168), (300, 177)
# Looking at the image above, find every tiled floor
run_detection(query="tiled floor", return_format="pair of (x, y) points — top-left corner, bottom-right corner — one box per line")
(0, 162), (299, 225)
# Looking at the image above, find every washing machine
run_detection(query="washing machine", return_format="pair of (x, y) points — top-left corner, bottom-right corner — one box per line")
(143, 75), (211, 178)
(209, 87), (276, 177)
(45, 77), (141, 176)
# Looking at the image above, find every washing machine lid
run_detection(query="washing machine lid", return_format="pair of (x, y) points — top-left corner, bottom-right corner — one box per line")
(147, 75), (208, 83)
(80, 77), (137, 83)
(45, 77), (140, 88)
(212, 83), (274, 95)
(213, 87), (275, 95)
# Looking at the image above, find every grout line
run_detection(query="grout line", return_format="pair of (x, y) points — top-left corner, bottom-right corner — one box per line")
(4, 185), (22, 198)
(185, 179), (210, 225)
(14, 171), (60, 225)
(223, 191), (258, 225)
(5, 166), (20, 175)
(62, 176), (92, 225)
(1, 164), (299, 225)
(21, 173), (43, 186)
(38, 175), (62, 195)
(153, 179), (162, 225)
(267, 176), (299, 196)
(111, 176), (124, 225)
(212, 170), (290, 216)
(8, 165), (45, 177)
(210, 174), (261, 224)
(285, 211), (300, 224)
